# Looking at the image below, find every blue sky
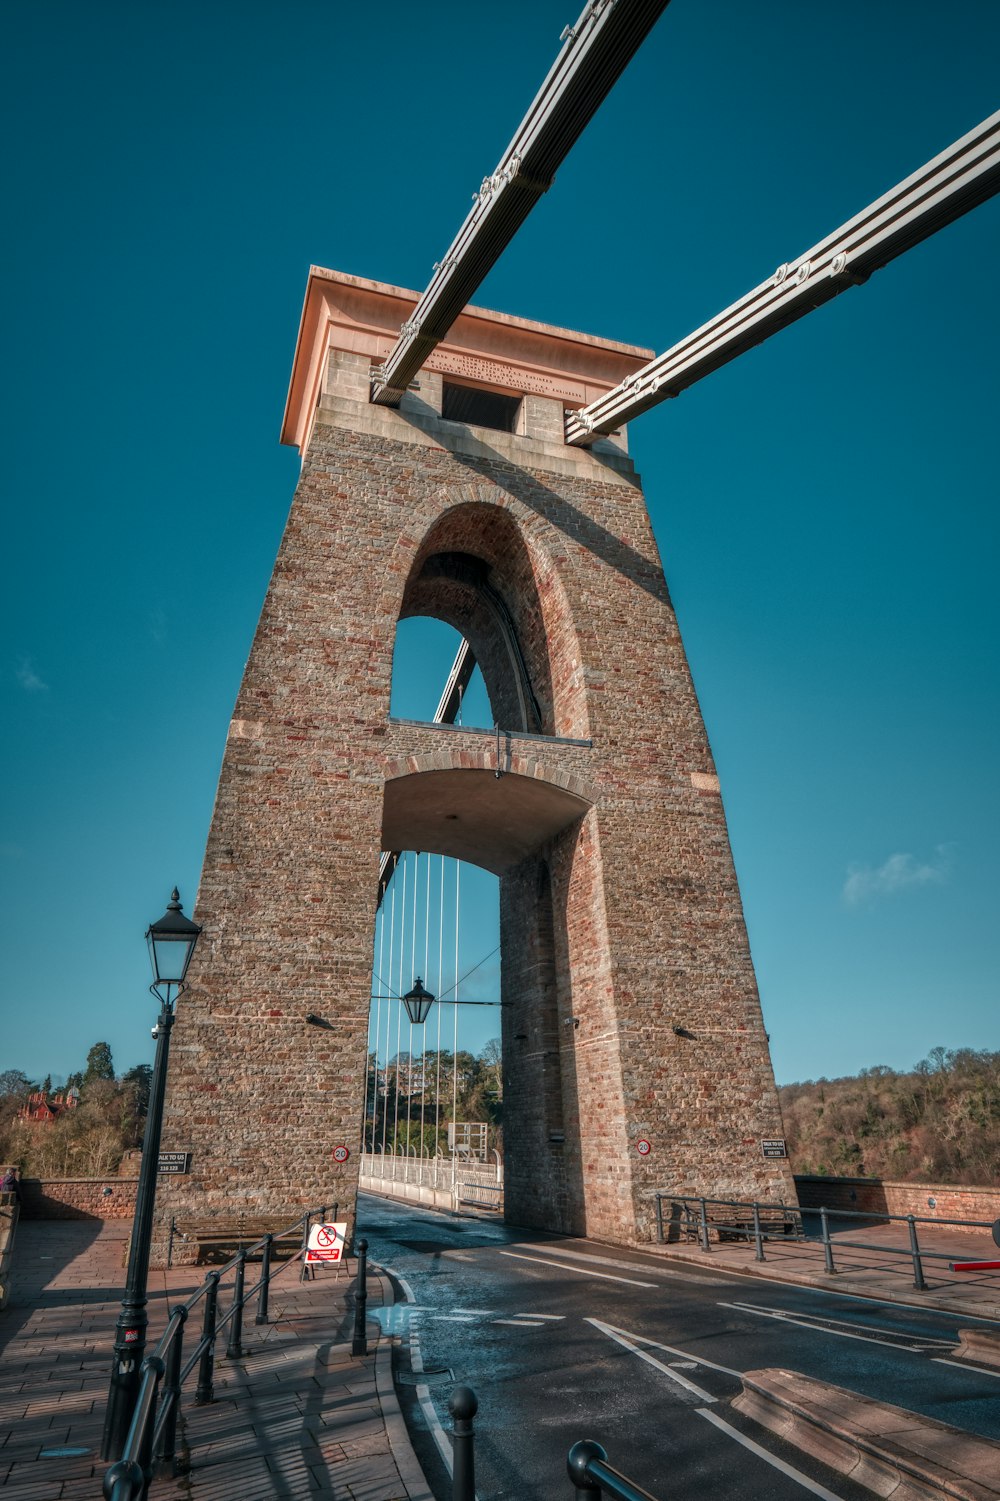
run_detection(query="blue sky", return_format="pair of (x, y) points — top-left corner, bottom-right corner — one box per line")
(2, 1), (997, 1089)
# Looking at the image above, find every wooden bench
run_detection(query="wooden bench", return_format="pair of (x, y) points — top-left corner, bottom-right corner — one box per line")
(168, 1217), (309, 1267)
(676, 1202), (802, 1244)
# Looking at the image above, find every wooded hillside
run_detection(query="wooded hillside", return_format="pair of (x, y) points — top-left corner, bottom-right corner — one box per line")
(779, 1047), (1000, 1185)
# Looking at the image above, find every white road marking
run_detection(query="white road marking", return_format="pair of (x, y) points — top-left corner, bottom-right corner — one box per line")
(372, 1262), (472, 1491)
(452, 1308), (495, 1316)
(493, 1318), (548, 1327)
(696, 1407), (847, 1500)
(500, 1251), (656, 1287)
(429, 1315), (478, 1322)
(933, 1357), (1000, 1379)
(719, 1300), (951, 1353)
(586, 1318), (717, 1402)
(512, 1243), (727, 1284)
(594, 1319), (743, 1379)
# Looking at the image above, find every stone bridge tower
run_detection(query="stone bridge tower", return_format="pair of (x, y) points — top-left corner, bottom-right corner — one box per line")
(154, 267), (794, 1258)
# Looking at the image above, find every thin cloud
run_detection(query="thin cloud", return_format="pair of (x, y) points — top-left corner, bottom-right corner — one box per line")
(843, 847), (952, 906)
(16, 656), (49, 693)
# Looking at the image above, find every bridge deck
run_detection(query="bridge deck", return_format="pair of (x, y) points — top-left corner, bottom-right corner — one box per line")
(0, 1219), (422, 1499)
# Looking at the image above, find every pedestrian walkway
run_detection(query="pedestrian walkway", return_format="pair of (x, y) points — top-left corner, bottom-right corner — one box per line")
(0, 1219), (432, 1500)
(648, 1215), (1000, 1323)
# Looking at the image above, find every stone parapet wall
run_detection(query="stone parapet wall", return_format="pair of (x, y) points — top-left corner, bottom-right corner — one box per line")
(18, 1178), (138, 1220)
(794, 1175), (1000, 1230)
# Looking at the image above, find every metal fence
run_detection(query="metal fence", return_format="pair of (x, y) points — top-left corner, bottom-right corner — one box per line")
(656, 1191), (999, 1290)
(359, 1149), (503, 1213)
(101, 1206), (333, 1500)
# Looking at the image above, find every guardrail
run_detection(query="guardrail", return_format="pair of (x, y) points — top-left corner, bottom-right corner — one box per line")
(444, 1383), (661, 1500)
(101, 1205), (339, 1500)
(656, 1191), (999, 1291)
(567, 1439), (661, 1499)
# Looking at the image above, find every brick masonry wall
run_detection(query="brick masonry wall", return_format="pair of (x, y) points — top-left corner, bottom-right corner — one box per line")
(795, 1175), (1000, 1230)
(18, 1178), (138, 1220)
(153, 337), (795, 1257)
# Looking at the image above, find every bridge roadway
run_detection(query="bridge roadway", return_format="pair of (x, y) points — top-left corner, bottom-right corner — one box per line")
(1, 1203), (998, 1499)
(363, 1193), (1000, 1501)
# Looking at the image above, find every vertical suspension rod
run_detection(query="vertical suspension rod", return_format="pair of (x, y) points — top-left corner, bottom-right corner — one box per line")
(370, 0), (672, 405)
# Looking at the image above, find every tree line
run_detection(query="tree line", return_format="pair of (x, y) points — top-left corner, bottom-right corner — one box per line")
(365, 1039), (503, 1158)
(0, 1044), (151, 1178)
(779, 1046), (1000, 1185)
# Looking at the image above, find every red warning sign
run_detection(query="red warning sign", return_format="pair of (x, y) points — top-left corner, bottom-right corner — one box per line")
(635, 1138), (651, 1156)
(332, 1145), (350, 1163)
(305, 1222), (347, 1263)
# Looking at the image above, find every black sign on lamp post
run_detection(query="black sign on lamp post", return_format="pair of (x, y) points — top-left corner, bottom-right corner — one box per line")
(101, 888), (202, 1461)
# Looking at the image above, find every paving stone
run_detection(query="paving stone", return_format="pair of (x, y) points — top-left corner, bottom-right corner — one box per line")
(0, 1220), (417, 1497)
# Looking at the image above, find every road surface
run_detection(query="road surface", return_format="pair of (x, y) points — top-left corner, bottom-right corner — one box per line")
(359, 1192), (1000, 1501)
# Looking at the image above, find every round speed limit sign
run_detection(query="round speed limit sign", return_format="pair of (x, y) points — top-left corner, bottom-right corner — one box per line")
(635, 1138), (651, 1156)
(332, 1145), (350, 1163)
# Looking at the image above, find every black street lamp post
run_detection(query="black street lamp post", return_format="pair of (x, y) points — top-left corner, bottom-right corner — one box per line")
(101, 888), (202, 1461)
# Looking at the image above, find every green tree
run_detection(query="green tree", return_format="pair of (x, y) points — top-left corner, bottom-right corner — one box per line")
(83, 1042), (114, 1088)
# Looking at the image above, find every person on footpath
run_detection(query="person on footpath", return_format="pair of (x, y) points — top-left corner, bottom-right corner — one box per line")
(1, 1165), (22, 1203)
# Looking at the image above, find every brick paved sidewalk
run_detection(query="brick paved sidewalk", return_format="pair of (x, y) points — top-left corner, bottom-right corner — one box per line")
(0, 1219), (432, 1500)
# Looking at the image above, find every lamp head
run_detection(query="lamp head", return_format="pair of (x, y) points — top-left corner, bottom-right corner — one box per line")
(146, 888), (202, 991)
(403, 977), (435, 1024)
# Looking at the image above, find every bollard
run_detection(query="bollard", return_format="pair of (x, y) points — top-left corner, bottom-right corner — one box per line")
(655, 1194), (664, 1243)
(752, 1202), (765, 1263)
(226, 1249), (247, 1360)
(256, 1235), (273, 1324)
(567, 1438), (659, 1500)
(820, 1208), (836, 1274)
(698, 1197), (710, 1252)
(568, 1439), (606, 1497)
(195, 1272), (220, 1405)
(908, 1215), (927, 1291)
(300, 1212), (312, 1281)
(154, 1308), (187, 1476)
(449, 1385), (478, 1501)
(351, 1238), (368, 1356)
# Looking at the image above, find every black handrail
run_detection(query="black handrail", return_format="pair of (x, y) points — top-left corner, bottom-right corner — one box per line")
(101, 1205), (328, 1499)
(656, 1191), (997, 1291)
(567, 1439), (661, 1499)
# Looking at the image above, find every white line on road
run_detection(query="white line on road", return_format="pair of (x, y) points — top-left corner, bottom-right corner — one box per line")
(585, 1318), (717, 1402)
(719, 1301), (952, 1353)
(372, 1262), (469, 1491)
(512, 1243), (728, 1284)
(594, 1319), (743, 1379)
(933, 1357), (1000, 1379)
(499, 1251), (656, 1287)
(696, 1407), (847, 1500)
(428, 1315), (478, 1322)
(493, 1318), (548, 1326)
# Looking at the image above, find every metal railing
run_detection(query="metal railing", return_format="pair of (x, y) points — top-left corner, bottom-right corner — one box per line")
(445, 1383), (660, 1501)
(568, 1439), (661, 1499)
(101, 1205), (336, 1500)
(656, 1191), (998, 1291)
